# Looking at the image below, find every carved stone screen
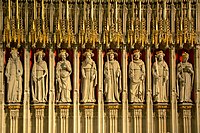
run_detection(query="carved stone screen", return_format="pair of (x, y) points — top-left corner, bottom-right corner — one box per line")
(0, 0), (199, 133)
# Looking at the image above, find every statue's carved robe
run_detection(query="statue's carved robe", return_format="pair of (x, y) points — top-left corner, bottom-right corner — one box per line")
(56, 60), (72, 102)
(152, 60), (169, 102)
(31, 60), (48, 102)
(81, 59), (97, 103)
(177, 62), (194, 102)
(5, 57), (23, 102)
(104, 60), (122, 103)
(129, 59), (145, 103)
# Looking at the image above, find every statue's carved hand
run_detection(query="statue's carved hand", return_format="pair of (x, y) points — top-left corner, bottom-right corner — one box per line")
(180, 77), (185, 82)
(91, 75), (95, 80)
(7, 77), (10, 82)
(154, 74), (159, 79)
(140, 76), (144, 80)
(33, 77), (37, 82)
(116, 72), (120, 77)
(57, 79), (61, 84)
(107, 76), (111, 80)
(83, 75), (86, 78)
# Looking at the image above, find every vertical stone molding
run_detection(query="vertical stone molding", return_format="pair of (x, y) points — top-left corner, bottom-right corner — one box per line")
(107, 105), (119, 133)
(0, 48), (4, 133)
(48, 49), (55, 133)
(23, 48), (30, 133)
(154, 104), (168, 133)
(169, 47), (178, 133)
(82, 105), (94, 133)
(194, 45), (200, 133)
(34, 105), (45, 133)
(8, 105), (20, 133)
(97, 47), (104, 133)
(73, 47), (80, 133)
(129, 105), (144, 133)
(145, 46), (153, 133)
(121, 47), (128, 133)
(179, 104), (192, 133)
(58, 105), (70, 133)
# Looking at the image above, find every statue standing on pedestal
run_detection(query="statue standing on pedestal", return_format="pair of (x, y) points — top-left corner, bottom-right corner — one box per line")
(177, 52), (194, 103)
(5, 48), (23, 103)
(81, 49), (97, 103)
(152, 51), (169, 102)
(129, 50), (145, 103)
(104, 49), (122, 103)
(31, 50), (48, 103)
(56, 50), (72, 102)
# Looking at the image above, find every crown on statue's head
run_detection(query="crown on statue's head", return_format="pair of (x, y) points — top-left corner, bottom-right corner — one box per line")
(58, 49), (69, 58)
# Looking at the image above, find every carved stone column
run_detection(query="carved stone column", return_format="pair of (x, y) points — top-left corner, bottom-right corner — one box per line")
(195, 2), (200, 133)
(0, 1), (4, 132)
(73, 46), (80, 133)
(48, 48), (55, 133)
(0, 47), (4, 133)
(169, 46), (178, 133)
(107, 105), (119, 133)
(23, 1), (30, 132)
(34, 105), (45, 133)
(194, 45), (200, 133)
(129, 104), (144, 133)
(23, 48), (31, 133)
(154, 104), (168, 133)
(145, 46), (153, 133)
(179, 104), (193, 133)
(82, 105), (94, 133)
(97, 47), (104, 133)
(58, 105), (70, 133)
(8, 105), (20, 133)
(121, 46), (128, 133)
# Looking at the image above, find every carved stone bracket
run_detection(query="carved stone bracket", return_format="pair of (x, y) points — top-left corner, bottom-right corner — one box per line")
(8, 104), (20, 133)
(179, 103), (193, 133)
(129, 104), (144, 133)
(80, 104), (95, 133)
(153, 103), (169, 133)
(179, 103), (193, 110)
(105, 104), (119, 133)
(32, 104), (45, 133)
(59, 108), (70, 133)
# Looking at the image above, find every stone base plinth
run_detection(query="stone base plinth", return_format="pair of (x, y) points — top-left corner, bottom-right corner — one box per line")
(129, 103), (144, 133)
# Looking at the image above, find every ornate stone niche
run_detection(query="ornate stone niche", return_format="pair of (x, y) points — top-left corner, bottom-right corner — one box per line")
(129, 49), (145, 103)
(5, 48), (23, 103)
(80, 49), (97, 103)
(152, 50), (169, 103)
(104, 49), (122, 103)
(56, 49), (72, 103)
(177, 51), (194, 103)
(31, 49), (48, 103)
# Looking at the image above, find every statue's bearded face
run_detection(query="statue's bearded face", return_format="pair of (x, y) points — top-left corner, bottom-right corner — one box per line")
(134, 53), (140, 60)
(37, 54), (43, 61)
(11, 52), (18, 59)
(109, 54), (114, 60)
(86, 54), (91, 60)
(182, 56), (188, 63)
(157, 54), (164, 61)
(61, 54), (66, 60)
